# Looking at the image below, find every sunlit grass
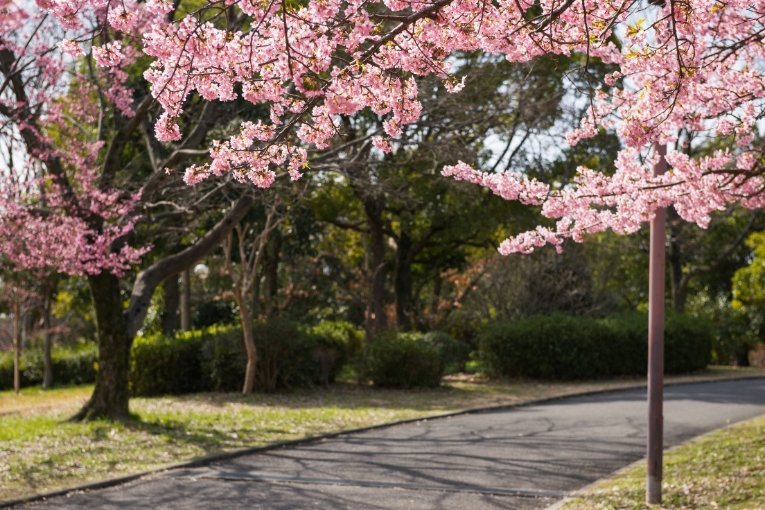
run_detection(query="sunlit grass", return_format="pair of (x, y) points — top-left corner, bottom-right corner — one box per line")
(0, 385), (93, 416)
(562, 414), (765, 510)
(1, 366), (763, 501)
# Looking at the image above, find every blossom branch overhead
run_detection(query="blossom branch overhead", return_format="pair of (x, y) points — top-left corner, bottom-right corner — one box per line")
(15, 0), (765, 256)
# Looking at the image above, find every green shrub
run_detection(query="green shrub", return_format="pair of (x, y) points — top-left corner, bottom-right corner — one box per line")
(130, 320), (330, 395)
(130, 332), (205, 396)
(199, 320), (326, 392)
(479, 313), (711, 380)
(441, 317), (484, 349)
(478, 314), (612, 379)
(252, 319), (321, 391)
(363, 331), (443, 388)
(598, 313), (648, 376)
(52, 345), (98, 385)
(308, 321), (364, 384)
(422, 331), (472, 374)
(199, 325), (246, 392)
(0, 352), (18, 389)
(710, 309), (756, 365)
(0, 344), (97, 390)
(665, 314), (712, 372)
(17, 350), (43, 384)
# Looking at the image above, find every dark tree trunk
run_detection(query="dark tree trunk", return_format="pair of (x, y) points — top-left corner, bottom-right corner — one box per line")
(672, 276), (688, 315)
(394, 232), (414, 331)
(364, 200), (388, 336)
(13, 300), (21, 394)
(72, 272), (132, 421)
(180, 269), (191, 331)
(262, 230), (281, 318)
(237, 294), (258, 394)
(429, 274), (443, 327)
(668, 222), (687, 314)
(42, 292), (54, 388)
(69, 194), (255, 421)
(161, 274), (180, 336)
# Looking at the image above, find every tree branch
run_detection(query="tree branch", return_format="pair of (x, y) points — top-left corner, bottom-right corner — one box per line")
(126, 192), (254, 336)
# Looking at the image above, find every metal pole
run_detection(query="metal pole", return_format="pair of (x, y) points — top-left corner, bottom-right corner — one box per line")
(647, 142), (667, 505)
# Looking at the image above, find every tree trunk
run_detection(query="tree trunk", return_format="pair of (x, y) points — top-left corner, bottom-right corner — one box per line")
(42, 292), (54, 388)
(161, 274), (180, 335)
(429, 274), (443, 327)
(364, 200), (388, 337)
(395, 232), (414, 330)
(262, 231), (281, 318)
(72, 272), (132, 421)
(237, 294), (257, 394)
(70, 194), (255, 421)
(668, 229), (686, 314)
(13, 300), (21, 394)
(672, 277), (688, 315)
(180, 269), (191, 331)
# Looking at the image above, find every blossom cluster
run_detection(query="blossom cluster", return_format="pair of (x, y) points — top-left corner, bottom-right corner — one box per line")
(0, 0), (155, 275)
(0, 168), (148, 276)
(23, 0), (765, 255)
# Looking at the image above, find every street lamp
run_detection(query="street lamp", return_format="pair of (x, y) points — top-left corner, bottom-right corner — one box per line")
(193, 263), (210, 282)
(181, 263), (210, 331)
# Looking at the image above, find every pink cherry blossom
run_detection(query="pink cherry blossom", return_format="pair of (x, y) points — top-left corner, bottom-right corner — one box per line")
(8, 0), (765, 261)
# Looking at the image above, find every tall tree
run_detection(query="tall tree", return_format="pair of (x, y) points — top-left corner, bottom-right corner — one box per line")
(0, 2), (257, 419)
(222, 196), (281, 393)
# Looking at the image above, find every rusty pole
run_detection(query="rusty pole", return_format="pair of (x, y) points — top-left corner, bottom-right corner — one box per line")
(647, 142), (667, 505)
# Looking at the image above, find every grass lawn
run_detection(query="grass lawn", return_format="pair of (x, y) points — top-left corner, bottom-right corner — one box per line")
(561, 413), (765, 510)
(1, 366), (763, 502)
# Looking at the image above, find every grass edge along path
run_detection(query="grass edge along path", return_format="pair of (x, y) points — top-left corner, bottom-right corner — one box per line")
(558, 412), (765, 510)
(1, 367), (764, 504)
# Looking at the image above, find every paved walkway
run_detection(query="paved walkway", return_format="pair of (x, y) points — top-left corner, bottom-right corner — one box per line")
(21, 379), (765, 509)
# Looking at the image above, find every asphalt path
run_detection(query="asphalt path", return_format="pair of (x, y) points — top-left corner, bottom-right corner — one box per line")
(19, 378), (765, 510)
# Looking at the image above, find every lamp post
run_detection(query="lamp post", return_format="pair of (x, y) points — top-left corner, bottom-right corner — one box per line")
(180, 263), (210, 332)
(194, 263), (210, 282)
(647, 142), (667, 505)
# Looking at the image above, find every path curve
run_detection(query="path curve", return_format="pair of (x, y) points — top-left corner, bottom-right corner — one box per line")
(19, 378), (765, 510)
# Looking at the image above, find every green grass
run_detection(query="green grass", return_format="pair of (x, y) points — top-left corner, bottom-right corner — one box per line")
(0, 385), (93, 416)
(562, 414), (765, 510)
(1, 366), (763, 502)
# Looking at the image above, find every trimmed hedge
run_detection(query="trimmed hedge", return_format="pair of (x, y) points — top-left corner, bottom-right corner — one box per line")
(0, 344), (97, 390)
(129, 319), (361, 396)
(363, 331), (444, 388)
(422, 331), (472, 374)
(308, 320), (364, 384)
(199, 325), (246, 392)
(479, 313), (711, 380)
(709, 310), (756, 366)
(251, 319), (322, 391)
(130, 331), (206, 396)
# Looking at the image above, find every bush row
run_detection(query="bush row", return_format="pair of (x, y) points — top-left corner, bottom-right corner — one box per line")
(479, 313), (711, 380)
(129, 319), (363, 396)
(360, 330), (472, 388)
(0, 344), (97, 390)
(2, 312), (712, 393)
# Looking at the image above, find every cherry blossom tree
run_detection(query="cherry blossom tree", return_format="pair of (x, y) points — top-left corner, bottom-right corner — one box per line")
(0, 0), (257, 419)
(125, 0), (765, 250)
(7, 0), (764, 424)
